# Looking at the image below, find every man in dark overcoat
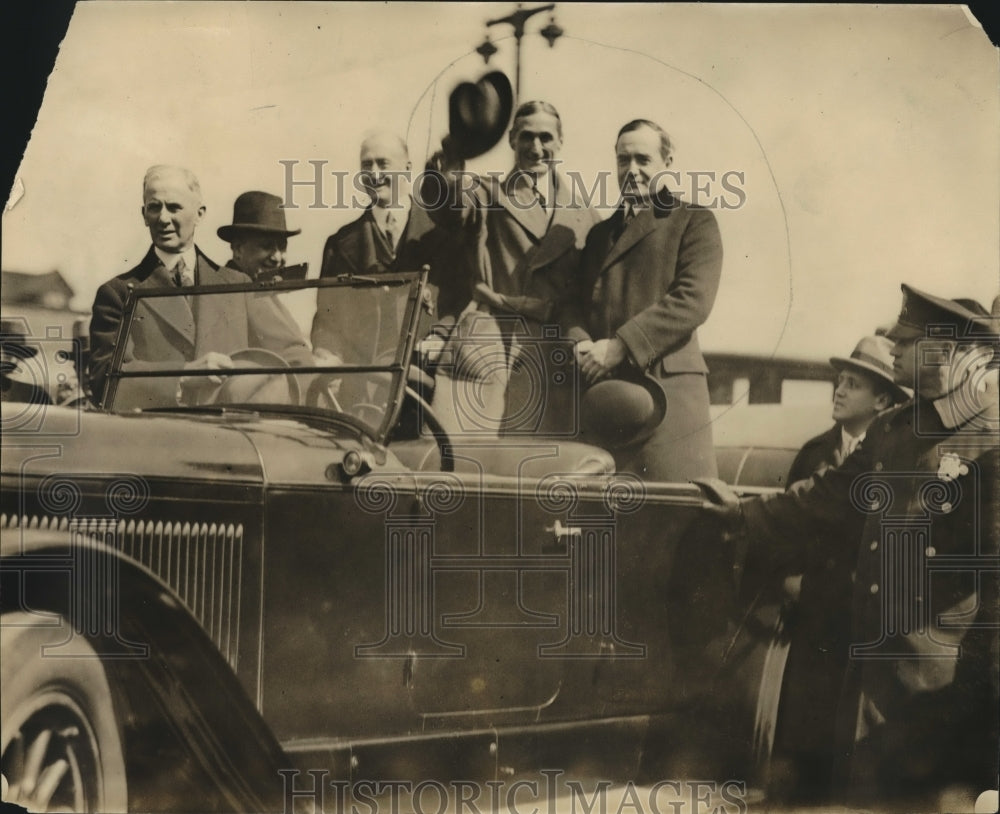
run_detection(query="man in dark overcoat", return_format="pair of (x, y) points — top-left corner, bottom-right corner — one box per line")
(424, 98), (602, 437)
(562, 119), (723, 482)
(774, 333), (910, 800)
(310, 132), (468, 367)
(723, 285), (999, 808)
(787, 335), (912, 486)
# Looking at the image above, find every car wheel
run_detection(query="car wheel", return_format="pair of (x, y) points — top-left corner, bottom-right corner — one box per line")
(1, 613), (128, 813)
(750, 603), (792, 782)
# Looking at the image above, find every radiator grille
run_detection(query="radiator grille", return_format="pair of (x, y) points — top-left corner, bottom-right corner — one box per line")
(2, 513), (244, 669)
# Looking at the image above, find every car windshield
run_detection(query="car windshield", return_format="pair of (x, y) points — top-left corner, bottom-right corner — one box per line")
(103, 271), (428, 442)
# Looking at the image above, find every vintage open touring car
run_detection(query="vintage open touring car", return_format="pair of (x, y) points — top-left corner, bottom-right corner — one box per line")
(1, 270), (819, 813)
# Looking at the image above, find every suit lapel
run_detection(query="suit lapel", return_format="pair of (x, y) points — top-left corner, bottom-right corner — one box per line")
(194, 263), (250, 357)
(499, 174), (550, 241)
(364, 209), (396, 270)
(520, 222), (576, 277)
(515, 175), (583, 275)
(401, 202), (433, 244)
(601, 206), (657, 272)
(135, 249), (196, 351)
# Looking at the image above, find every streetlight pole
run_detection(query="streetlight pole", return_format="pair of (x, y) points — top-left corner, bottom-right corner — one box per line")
(477, 3), (563, 105)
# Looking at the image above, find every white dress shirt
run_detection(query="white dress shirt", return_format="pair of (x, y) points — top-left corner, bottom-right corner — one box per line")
(154, 246), (197, 286)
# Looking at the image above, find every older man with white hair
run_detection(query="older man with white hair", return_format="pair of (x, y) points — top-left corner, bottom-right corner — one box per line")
(88, 165), (311, 408)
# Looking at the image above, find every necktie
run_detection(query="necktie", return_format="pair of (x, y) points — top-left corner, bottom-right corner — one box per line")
(171, 256), (192, 288)
(614, 206), (635, 241)
(846, 434), (862, 457)
(532, 181), (546, 211)
(838, 432), (863, 464)
(384, 211), (397, 251)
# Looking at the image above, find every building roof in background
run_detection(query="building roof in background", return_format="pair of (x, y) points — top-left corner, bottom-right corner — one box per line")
(1, 270), (75, 311)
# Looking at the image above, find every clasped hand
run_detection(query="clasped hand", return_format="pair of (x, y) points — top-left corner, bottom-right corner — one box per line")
(574, 337), (627, 386)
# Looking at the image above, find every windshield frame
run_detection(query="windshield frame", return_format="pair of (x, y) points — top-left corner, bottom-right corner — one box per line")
(103, 269), (431, 444)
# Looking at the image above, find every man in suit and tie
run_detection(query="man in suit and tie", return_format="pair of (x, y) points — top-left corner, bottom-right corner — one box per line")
(788, 335), (912, 485)
(562, 119), (723, 482)
(424, 99), (602, 436)
(310, 132), (467, 366)
(88, 166), (311, 409)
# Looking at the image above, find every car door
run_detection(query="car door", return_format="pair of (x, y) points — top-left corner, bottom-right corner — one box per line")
(401, 461), (567, 723)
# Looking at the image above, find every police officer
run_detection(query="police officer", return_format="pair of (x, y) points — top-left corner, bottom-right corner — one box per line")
(715, 285), (999, 808)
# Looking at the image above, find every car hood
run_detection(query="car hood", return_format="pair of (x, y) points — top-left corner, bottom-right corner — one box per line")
(1, 405), (395, 487)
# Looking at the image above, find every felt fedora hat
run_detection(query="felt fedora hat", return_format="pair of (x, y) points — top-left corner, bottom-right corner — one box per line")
(217, 191), (301, 243)
(830, 335), (911, 403)
(448, 70), (514, 160)
(580, 372), (668, 450)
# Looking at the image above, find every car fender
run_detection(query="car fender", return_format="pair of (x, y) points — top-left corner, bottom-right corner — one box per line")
(1, 529), (291, 813)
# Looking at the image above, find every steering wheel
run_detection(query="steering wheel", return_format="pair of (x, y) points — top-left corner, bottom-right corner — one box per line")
(304, 347), (453, 470)
(193, 347), (300, 406)
(304, 374), (387, 424)
(303, 352), (394, 421)
(401, 383), (454, 473)
(305, 349), (435, 423)
(305, 373), (346, 412)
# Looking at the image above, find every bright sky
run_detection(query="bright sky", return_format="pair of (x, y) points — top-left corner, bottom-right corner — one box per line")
(3, 2), (998, 358)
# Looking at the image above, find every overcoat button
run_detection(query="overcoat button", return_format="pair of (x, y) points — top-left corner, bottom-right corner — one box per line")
(870, 584), (879, 594)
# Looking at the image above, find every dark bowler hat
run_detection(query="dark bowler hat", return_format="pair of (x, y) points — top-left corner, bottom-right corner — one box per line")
(448, 70), (514, 160)
(217, 191), (301, 243)
(830, 335), (910, 403)
(580, 372), (667, 450)
(887, 284), (999, 341)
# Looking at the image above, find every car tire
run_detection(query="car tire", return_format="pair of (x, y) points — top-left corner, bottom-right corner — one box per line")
(750, 603), (792, 786)
(1, 612), (128, 813)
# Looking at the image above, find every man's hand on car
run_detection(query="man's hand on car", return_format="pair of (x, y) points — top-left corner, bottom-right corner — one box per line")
(417, 336), (447, 366)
